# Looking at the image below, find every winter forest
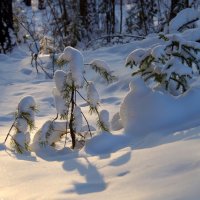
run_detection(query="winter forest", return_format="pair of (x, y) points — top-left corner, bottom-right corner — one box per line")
(0, 0), (200, 199)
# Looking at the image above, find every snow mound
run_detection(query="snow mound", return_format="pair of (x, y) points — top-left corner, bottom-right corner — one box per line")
(111, 112), (123, 131)
(120, 77), (200, 136)
(84, 132), (129, 155)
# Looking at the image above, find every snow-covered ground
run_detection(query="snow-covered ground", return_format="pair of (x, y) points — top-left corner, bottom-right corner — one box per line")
(0, 36), (200, 200)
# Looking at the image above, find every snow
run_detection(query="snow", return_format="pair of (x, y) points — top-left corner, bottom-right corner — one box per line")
(0, 30), (200, 200)
(15, 118), (28, 133)
(111, 112), (123, 131)
(87, 81), (100, 108)
(120, 76), (200, 136)
(182, 28), (200, 41)
(163, 57), (193, 80)
(169, 8), (200, 33)
(32, 120), (67, 150)
(60, 46), (84, 88)
(18, 95), (36, 113)
(54, 70), (66, 93)
(90, 59), (111, 73)
(151, 44), (166, 58)
(126, 48), (149, 66)
(73, 106), (83, 132)
(52, 87), (68, 116)
(12, 131), (30, 149)
(98, 110), (110, 131)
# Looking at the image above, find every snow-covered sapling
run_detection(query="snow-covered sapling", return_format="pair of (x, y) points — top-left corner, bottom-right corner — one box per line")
(126, 34), (200, 95)
(49, 46), (116, 149)
(4, 96), (37, 153)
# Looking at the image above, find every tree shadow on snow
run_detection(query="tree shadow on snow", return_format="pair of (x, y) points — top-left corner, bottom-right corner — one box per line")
(62, 156), (107, 194)
(84, 131), (130, 156)
(0, 143), (37, 162)
(33, 146), (76, 162)
(131, 123), (200, 150)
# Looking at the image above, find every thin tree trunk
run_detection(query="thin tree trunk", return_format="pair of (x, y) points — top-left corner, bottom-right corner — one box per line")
(139, 0), (148, 35)
(62, 0), (68, 36)
(111, 0), (115, 34)
(38, 0), (46, 10)
(120, 0), (123, 34)
(69, 88), (76, 149)
(0, 0), (14, 53)
(169, 0), (189, 23)
(24, 0), (31, 6)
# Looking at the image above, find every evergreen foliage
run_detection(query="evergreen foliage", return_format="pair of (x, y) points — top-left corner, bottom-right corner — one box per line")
(50, 46), (116, 149)
(5, 96), (37, 153)
(126, 34), (200, 95)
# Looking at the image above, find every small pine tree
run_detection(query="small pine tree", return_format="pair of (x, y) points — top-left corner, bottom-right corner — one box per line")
(4, 96), (37, 153)
(35, 46), (116, 149)
(126, 34), (200, 95)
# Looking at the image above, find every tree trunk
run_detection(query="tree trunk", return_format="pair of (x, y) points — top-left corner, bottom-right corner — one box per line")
(169, 0), (189, 22)
(38, 0), (46, 10)
(24, 0), (31, 6)
(120, 0), (122, 34)
(139, 0), (148, 35)
(62, 0), (69, 36)
(111, 0), (115, 34)
(69, 88), (76, 149)
(0, 0), (14, 53)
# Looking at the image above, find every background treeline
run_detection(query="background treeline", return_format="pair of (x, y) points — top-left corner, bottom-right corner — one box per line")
(1, 0), (200, 53)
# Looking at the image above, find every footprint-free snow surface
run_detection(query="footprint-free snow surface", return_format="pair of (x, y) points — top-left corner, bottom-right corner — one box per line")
(0, 39), (200, 200)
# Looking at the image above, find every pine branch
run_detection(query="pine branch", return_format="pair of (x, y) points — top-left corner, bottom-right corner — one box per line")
(4, 117), (18, 144)
(10, 138), (24, 154)
(89, 63), (117, 84)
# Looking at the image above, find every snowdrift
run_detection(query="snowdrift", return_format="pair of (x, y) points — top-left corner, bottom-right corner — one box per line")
(120, 77), (200, 135)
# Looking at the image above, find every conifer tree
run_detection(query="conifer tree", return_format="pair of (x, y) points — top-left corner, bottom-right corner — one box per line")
(126, 34), (200, 95)
(34, 46), (116, 149)
(4, 96), (37, 153)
